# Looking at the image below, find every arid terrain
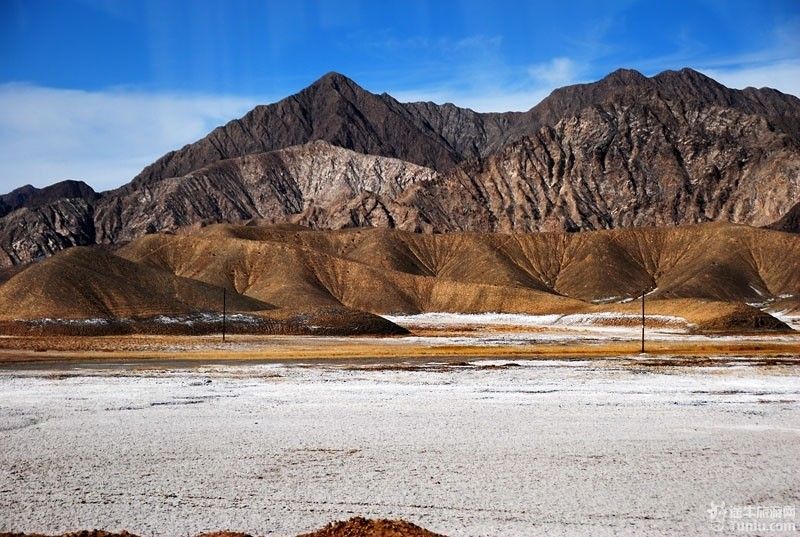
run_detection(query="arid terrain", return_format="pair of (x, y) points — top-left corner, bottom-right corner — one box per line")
(2, 352), (798, 536)
(0, 222), (797, 342)
(1, 65), (798, 537)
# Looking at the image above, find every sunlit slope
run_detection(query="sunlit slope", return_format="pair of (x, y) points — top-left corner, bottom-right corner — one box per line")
(163, 222), (799, 304)
(110, 222), (798, 332)
(118, 230), (586, 315)
(2, 222), (794, 332)
(0, 247), (271, 320)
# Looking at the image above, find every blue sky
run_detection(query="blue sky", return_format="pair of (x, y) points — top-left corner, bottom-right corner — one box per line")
(1, 0), (799, 192)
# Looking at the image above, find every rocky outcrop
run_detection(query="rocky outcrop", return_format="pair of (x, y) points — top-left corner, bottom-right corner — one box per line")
(124, 72), (469, 190)
(93, 141), (440, 242)
(125, 68), (800, 191)
(0, 181), (99, 266)
(0, 199), (96, 267)
(511, 68), (800, 142)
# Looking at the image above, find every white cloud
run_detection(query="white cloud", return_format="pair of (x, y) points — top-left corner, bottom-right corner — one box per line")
(696, 60), (800, 97)
(0, 84), (263, 193)
(391, 57), (585, 112)
(528, 57), (582, 86)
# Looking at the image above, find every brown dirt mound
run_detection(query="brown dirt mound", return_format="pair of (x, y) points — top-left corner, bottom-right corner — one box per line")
(297, 517), (446, 537)
(195, 533), (253, 537)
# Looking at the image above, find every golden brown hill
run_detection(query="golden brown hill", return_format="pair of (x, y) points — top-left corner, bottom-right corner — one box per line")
(0, 247), (270, 320)
(117, 228), (587, 315)
(124, 222), (799, 305)
(112, 222), (796, 332)
(0, 222), (795, 334)
(0, 247), (405, 336)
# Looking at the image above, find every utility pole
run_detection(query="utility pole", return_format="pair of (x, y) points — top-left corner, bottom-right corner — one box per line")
(222, 288), (227, 343)
(641, 289), (645, 353)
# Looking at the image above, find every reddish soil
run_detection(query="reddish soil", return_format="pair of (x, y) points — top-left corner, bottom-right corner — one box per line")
(297, 518), (446, 537)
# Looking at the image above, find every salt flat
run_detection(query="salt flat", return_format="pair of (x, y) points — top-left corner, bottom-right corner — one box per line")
(1, 357), (799, 536)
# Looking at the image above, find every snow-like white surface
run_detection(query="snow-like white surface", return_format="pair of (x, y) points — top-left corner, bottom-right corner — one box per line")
(22, 317), (114, 325)
(381, 312), (800, 346)
(770, 310), (800, 331)
(152, 313), (261, 324)
(384, 312), (687, 328)
(1, 360), (799, 536)
(17, 313), (262, 325)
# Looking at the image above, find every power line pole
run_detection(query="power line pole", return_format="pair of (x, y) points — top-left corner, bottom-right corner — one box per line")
(222, 288), (227, 343)
(641, 289), (645, 353)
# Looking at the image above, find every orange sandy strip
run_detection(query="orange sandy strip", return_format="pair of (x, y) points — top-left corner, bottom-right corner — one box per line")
(0, 334), (798, 363)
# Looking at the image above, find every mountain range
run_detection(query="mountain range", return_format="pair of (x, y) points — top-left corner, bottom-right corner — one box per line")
(1, 67), (799, 268)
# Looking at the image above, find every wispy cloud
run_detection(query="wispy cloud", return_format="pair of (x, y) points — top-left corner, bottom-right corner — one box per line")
(698, 60), (800, 96)
(528, 57), (584, 87)
(389, 55), (586, 112)
(353, 32), (587, 112)
(390, 62), (583, 112)
(0, 84), (263, 192)
(690, 19), (800, 97)
(635, 17), (800, 97)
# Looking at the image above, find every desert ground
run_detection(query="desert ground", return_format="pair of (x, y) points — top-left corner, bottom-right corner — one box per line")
(0, 311), (797, 364)
(1, 314), (798, 536)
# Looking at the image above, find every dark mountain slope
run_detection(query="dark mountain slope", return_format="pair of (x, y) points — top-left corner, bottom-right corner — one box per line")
(510, 68), (800, 142)
(126, 72), (467, 190)
(0, 180), (97, 218)
(124, 68), (800, 193)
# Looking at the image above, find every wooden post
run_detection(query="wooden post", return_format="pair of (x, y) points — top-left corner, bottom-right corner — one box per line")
(641, 289), (645, 353)
(222, 288), (227, 343)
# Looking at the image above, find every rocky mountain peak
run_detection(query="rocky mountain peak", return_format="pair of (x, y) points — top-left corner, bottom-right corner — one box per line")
(298, 71), (369, 100)
(599, 67), (650, 86)
(313, 71), (360, 87)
